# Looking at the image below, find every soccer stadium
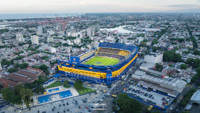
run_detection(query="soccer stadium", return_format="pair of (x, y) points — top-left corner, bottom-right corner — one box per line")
(57, 42), (138, 85)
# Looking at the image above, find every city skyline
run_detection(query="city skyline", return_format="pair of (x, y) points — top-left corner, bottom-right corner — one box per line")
(0, 0), (200, 14)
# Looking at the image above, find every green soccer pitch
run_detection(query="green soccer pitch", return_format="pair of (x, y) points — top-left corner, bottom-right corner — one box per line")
(83, 56), (119, 66)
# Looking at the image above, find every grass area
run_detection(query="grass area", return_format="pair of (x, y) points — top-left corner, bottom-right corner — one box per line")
(46, 81), (63, 89)
(63, 84), (71, 88)
(84, 56), (119, 66)
(76, 87), (96, 95)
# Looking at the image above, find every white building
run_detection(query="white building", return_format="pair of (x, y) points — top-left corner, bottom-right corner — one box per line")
(67, 40), (73, 45)
(105, 36), (116, 43)
(31, 35), (39, 45)
(47, 30), (55, 36)
(144, 53), (163, 64)
(37, 26), (43, 35)
(16, 33), (25, 42)
(74, 38), (81, 45)
(87, 27), (95, 37)
(47, 36), (54, 43)
(137, 37), (144, 45)
(49, 47), (56, 53)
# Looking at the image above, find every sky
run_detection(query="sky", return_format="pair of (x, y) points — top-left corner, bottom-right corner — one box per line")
(0, 0), (200, 14)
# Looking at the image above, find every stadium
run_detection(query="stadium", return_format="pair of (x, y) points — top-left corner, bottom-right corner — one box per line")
(57, 42), (138, 85)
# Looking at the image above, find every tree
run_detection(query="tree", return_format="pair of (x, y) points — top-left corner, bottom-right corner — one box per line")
(140, 41), (147, 47)
(39, 64), (49, 75)
(64, 80), (69, 85)
(180, 64), (187, 70)
(20, 88), (33, 107)
(63, 80), (70, 88)
(13, 84), (23, 105)
(152, 46), (157, 52)
(8, 68), (18, 73)
(19, 63), (29, 69)
(163, 51), (182, 62)
(152, 39), (158, 45)
(180, 88), (196, 107)
(1, 87), (15, 104)
(74, 80), (83, 90)
(34, 85), (45, 94)
(194, 50), (200, 55)
(155, 63), (163, 72)
(178, 38), (184, 43)
(115, 93), (142, 113)
(186, 58), (200, 68)
(14, 63), (20, 68)
(1, 59), (12, 66)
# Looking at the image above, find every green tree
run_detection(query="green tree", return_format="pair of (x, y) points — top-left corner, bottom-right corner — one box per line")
(152, 46), (157, 52)
(14, 63), (20, 68)
(115, 93), (142, 113)
(155, 63), (163, 72)
(20, 88), (33, 107)
(1, 59), (12, 66)
(1, 87), (15, 104)
(163, 51), (182, 62)
(178, 38), (184, 43)
(152, 39), (158, 45)
(34, 85), (45, 94)
(140, 41), (147, 47)
(194, 50), (200, 55)
(8, 68), (18, 73)
(19, 63), (29, 69)
(39, 64), (49, 75)
(63, 80), (70, 88)
(13, 84), (23, 105)
(74, 80), (83, 90)
(180, 88), (196, 107)
(186, 58), (200, 68)
(180, 64), (187, 70)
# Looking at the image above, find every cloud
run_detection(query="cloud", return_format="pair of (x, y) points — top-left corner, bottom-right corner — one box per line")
(167, 4), (200, 8)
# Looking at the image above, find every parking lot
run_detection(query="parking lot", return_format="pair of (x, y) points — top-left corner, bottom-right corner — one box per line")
(0, 90), (107, 113)
(125, 85), (174, 108)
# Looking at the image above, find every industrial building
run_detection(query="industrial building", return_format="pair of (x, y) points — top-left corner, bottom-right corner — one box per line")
(132, 70), (187, 97)
(0, 67), (45, 88)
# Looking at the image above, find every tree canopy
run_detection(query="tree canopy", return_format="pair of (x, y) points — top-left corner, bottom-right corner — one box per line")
(39, 64), (49, 75)
(115, 93), (143, 113)
(180, 64), (187, 70)
(1, 84), (34, 107)
(1, 87), (15, 104)
(20, 88), (33, 107)
(163, 51), (182, 62)
(74, 80), (83, 90)
(152, 39), (158, 45)
(155, 63), (163, 72)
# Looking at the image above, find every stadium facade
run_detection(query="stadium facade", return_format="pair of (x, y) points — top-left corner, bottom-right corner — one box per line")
(57, 42), (138, 85)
